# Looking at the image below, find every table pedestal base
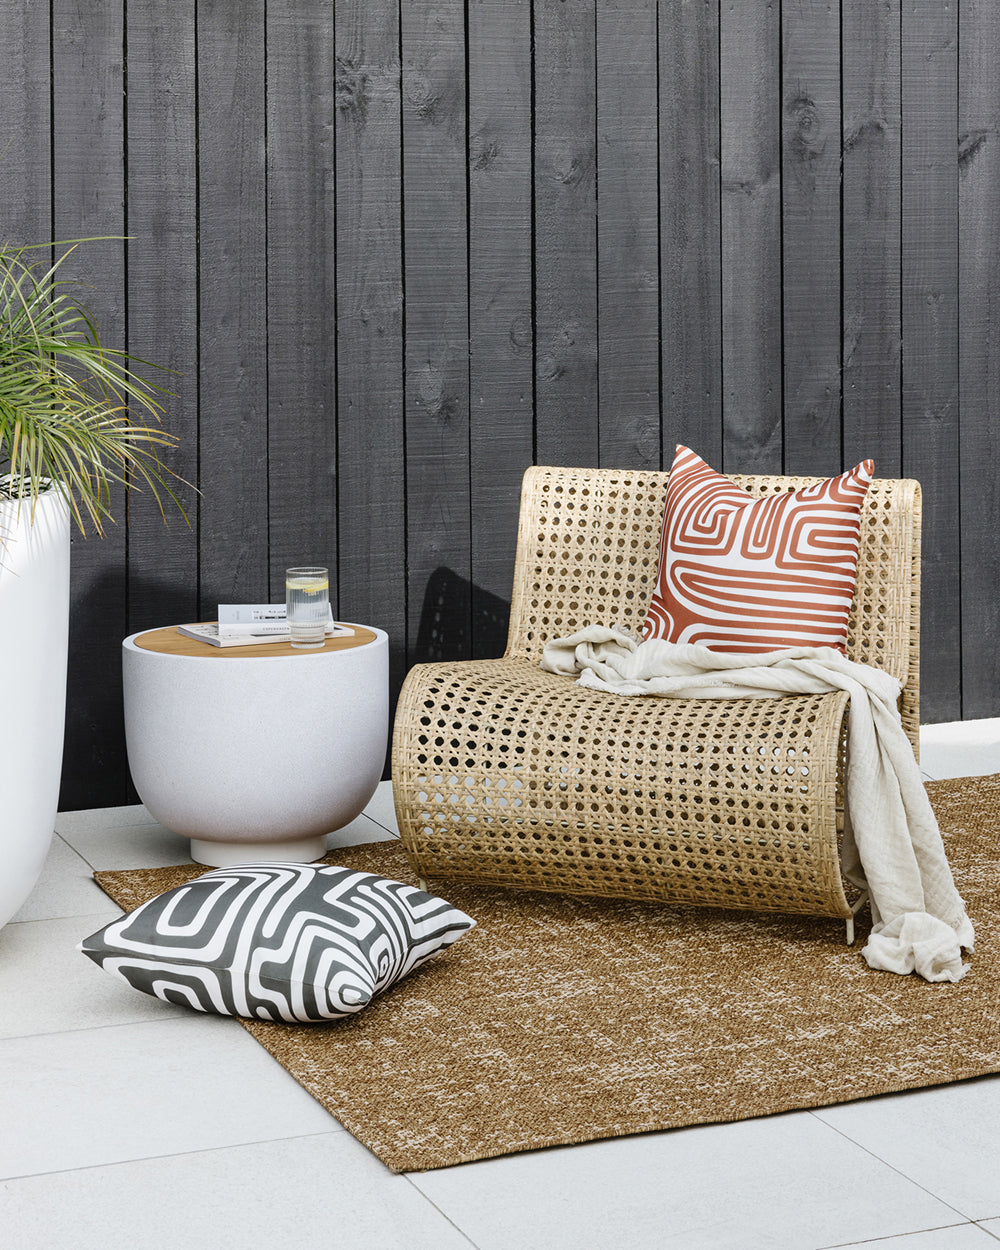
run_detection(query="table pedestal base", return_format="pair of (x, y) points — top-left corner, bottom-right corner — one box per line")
(190, 834), (328, 867)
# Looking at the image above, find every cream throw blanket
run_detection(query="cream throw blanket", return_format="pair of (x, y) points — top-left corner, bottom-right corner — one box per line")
(540, 626), (974, 983)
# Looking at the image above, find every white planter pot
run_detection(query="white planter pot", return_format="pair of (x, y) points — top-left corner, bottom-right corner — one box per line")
(0, 489), (71, 929)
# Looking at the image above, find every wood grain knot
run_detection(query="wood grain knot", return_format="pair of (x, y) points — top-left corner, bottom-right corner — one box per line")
(406, 75), (441, 122)
(786, 94), (825, 161)
(416, 365), (458, 421)
(473, 140), (500, 171)
(959, 129), (990, 172)
(549, 146), (595, 188)
(843, 113), (888, 153)
(335, 58), (369, 117)
(509, 316), (533, 356)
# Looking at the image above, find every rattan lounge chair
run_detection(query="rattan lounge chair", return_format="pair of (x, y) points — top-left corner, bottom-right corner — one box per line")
(392, 466), (921, 940)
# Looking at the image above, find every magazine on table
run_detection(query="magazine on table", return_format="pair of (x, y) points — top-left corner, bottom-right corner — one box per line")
(177, 604), (354, 648)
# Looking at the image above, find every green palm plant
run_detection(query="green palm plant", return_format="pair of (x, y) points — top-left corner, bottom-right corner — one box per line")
(0, 239), (186, 534)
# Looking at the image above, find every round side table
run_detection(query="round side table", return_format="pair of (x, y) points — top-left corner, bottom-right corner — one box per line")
(122, 623), (389, 866)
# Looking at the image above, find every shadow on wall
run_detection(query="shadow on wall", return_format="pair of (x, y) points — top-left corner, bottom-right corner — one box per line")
(412, 566), (511, 666)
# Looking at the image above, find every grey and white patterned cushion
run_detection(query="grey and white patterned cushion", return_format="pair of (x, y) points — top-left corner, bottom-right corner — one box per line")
(79, 862), (475, 1023)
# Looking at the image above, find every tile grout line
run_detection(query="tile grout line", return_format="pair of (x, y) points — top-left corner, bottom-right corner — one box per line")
(401, 1175), (484, 1250)
(817, 1220), (983, 1249)
(806, 1109), (978, 1226)
(3, 907), (126, 930)
(0, 1128), (352, 1188)
(0, 1011), (217, 1046)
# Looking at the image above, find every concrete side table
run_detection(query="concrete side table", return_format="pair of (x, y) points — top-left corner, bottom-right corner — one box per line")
(122, 623), (389, 866)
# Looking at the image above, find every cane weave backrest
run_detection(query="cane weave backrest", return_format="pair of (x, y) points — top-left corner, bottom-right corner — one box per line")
(504, 466), (921, 751)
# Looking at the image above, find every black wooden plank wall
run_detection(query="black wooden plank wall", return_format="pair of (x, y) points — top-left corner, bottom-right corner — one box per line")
(1, 1), (997, 810)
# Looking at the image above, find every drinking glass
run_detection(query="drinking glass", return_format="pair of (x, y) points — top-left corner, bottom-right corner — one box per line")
(285, 566), (329, 649)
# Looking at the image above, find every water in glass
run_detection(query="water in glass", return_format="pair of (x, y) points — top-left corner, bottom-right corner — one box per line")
(285, 567), (329, 648)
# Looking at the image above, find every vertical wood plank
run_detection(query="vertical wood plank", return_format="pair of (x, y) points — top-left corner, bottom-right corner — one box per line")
(5, 0), (997, 806)
(401, 2), (471, 663)
(468, 0), (533, 656)
(335, 0), (407, 740)
(596, 0), (660, 470)
(52, 0), (129, 809)
(0, 3), (51, 245)
(266, 0), (337, 595)
(901, 0), (960, 721)
(719, 0), (782, 474)
(781, 0), (842, 474)
(125, 0), (199, 635)
(659, 0), (723, 470)
(534, 0), (599, 465)
(196, 0), (269, 610)
(842, 0), (902, 475)
(958, 0), (1000, 718)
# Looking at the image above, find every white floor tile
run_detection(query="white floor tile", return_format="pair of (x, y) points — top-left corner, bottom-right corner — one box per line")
(411, 1113), (960, 1250)
(919, 719), (1000, 781)
(0, 1133), (476, 1250)
(813, 1077), (1000, 1221)
(0, 913), (187, 1040)
(0, 1015), (339, 1181)
(55, 804), (161, 835)
(56, 814), (193, 872)
(58, 806), (395, 871)
(9, 835), (123, 924)
(823, 1225), (1000, 1249)
(362, 779), (401, 836)
(326, 811), (398, 850)
(979, 1219), (1000, 1240)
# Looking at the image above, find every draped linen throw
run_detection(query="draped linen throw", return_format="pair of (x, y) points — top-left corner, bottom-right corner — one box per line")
(540, 627), (975, 983)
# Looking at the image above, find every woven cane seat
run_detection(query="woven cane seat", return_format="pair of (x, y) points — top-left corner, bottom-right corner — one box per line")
(392, 466), (921, 923)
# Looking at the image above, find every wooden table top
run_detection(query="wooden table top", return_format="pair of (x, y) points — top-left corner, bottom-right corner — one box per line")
(132, 624), (379, 658)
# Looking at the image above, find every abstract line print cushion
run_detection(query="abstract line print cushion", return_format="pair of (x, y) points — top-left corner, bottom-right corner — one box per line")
(79, 862), (475, 1023)
(642, 445), (874, 653)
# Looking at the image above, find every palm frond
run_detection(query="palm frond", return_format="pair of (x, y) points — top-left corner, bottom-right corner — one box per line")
(0, 239), (191, 535)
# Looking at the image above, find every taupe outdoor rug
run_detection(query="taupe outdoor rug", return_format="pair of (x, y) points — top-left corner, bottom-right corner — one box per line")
(94, 774), (1000, 1173)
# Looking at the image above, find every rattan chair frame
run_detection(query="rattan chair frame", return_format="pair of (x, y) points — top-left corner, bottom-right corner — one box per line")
(392, 465), (922, 929)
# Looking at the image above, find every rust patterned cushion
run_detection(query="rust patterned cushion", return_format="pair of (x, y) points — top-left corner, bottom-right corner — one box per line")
(642, 445), (874, 653)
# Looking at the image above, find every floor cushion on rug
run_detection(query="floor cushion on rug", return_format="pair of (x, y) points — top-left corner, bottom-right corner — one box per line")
(79, 861), (474, 1023)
